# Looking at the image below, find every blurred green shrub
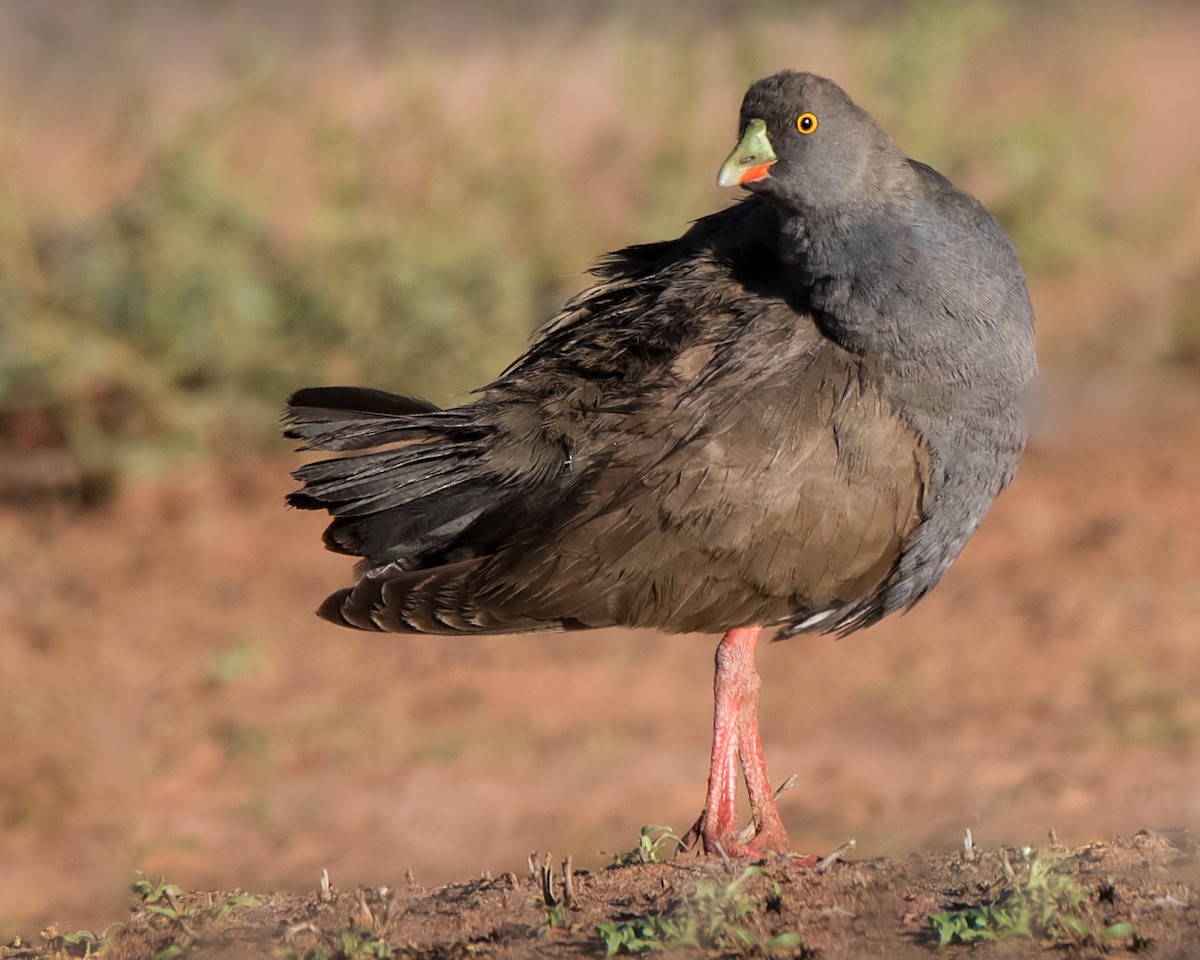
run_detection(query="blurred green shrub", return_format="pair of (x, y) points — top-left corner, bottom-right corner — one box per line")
(0, 1), (1181, 493)
(859, 0), (1109, 272)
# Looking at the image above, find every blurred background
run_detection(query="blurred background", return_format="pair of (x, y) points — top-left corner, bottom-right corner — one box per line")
(0, 0), (1198, 937)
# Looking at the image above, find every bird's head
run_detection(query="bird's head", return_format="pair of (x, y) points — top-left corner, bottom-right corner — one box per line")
(718, 71), (902, 214)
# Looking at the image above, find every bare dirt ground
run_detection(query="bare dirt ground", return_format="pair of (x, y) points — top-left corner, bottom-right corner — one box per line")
(1, 367), (1199, 957)
(6, 833), (1200, 958)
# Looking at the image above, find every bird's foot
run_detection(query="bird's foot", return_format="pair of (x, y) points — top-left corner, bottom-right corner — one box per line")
(677, 808), (791, 859)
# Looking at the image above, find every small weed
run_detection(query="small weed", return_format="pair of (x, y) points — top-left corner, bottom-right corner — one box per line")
(129, 868), (196, 960)
(132, 869), (194, 924)
(609, 824), (681, 866)
(146, 898), (195, 925)
(57, 930), (100, 956)
(281, 932), (396, 960)
(929, 855), (1137, 946)
(541, 901), (567, 932)
(206, 892), (259, 921)
(132, 871), (184, 906)
(336, 929), (398, 959)
(38, 925), (108, 958)
(132, 872), (258, 951)
(595, 866), (804, 956)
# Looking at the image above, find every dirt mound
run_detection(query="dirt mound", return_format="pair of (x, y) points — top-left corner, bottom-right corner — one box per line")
(8, 832), (1197, 959)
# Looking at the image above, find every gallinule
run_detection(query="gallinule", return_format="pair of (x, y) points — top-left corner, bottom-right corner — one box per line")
(286, 71), (1037, 858)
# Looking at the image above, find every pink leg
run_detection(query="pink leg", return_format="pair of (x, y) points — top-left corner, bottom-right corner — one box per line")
(736, 677), (789, 853)
(679, 626), (792, 857)
(698, 630), (746, 846)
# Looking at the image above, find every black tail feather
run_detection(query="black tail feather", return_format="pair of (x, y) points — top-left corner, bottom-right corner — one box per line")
(289, 444), (477, 513)
(288, 385), (440, 418)
(285, 384), (518, 573)
(285, 385), (451, 451)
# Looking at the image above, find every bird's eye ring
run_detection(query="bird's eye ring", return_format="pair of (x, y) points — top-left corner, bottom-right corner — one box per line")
(796, 112), (818, 134)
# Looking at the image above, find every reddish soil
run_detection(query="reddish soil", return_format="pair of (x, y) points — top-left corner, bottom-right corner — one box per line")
(6, 833), (1199, 958)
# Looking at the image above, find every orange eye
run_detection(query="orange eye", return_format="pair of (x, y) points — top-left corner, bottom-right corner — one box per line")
(796, 112), (818, 134)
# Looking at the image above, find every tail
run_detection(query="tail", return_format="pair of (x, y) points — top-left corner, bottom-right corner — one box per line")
(311, 558), (556, 634)
(287, 386), (591, 636)
(285, 385), (504, 580)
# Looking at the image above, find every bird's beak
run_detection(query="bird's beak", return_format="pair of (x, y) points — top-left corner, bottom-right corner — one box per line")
(716, 118), (777, 188)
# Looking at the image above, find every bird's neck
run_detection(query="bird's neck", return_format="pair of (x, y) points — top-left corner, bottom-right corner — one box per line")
(772, 193), (1037, 507)
(773, 202), (915, 360)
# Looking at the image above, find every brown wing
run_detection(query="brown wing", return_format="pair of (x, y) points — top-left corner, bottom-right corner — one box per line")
(457, 305), (928, 635)
(298, 200), (929, 637)
(330, 305), (927, 637)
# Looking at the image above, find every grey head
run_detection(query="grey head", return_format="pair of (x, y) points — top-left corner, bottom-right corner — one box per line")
(718, 71), (905, 214)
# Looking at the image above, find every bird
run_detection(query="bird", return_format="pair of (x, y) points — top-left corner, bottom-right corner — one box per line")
(285, 70), (1037, 859)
